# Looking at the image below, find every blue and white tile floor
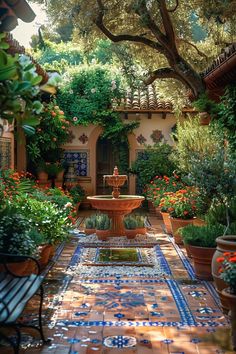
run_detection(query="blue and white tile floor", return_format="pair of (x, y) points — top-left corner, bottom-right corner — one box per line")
(4, 212), (234, 354)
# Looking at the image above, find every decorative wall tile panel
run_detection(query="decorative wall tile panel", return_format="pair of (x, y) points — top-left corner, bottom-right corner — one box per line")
(64, 150), (89, 180)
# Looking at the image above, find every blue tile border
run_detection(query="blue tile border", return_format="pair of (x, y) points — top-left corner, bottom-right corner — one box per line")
(56, 319), (227, 328)
(166, 279), (196, 326)
(155, 245), (172, 275)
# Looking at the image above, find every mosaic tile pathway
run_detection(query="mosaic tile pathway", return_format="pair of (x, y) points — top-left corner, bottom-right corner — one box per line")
(1, 213), (234, 354)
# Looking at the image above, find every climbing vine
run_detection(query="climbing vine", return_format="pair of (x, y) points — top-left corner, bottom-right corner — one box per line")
(56, 65), (139, 172)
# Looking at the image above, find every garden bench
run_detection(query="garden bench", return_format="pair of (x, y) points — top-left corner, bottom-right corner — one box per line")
(0, 253), (49, 354)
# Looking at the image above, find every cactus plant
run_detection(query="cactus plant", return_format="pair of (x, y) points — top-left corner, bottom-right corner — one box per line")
(123, 215), (138, 230)
(85, 215), (97, 229)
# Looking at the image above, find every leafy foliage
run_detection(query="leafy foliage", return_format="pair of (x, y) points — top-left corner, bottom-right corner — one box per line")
(0, 34), (43, 134)
(27, 101), (71, 169)
(57, 65), (123, 125)
(180, 224), (225, 248)
(130, 143), (176, 190)
(217, 85), (236, 153)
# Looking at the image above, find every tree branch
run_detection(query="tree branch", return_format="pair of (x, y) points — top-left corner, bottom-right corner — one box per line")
(166, 0), (179, 12)
(144, 67), (187, 86)
(158, 0), (177, 49)
(94, 0), (164, 52)
(178, 38), (208, 59)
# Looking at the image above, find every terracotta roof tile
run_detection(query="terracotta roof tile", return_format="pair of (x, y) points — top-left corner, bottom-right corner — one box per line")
(202, 42), (236, 77)
(0, 0), (35, 31)
(116, 85), (173, 111)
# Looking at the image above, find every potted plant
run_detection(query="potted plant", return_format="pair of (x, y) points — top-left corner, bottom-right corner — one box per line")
(135, 215), (147, 235)
(84, 215), (97, 235)
(167, 188), (203, 245)
(180, 223), (225, 280)
(124, 215), (138, 239)
(159, 193), (173, 234)
(0, 211), (41, 275)
(69, 184), (86, 213)
(192, 94), (218, 125)
(217, 251), (236, 350)
(95, 214), (112, 241)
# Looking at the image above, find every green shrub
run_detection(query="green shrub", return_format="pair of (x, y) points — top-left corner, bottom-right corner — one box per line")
(69, 184), (86, 203)
(179, 224), (225, 248)
(130, 143), (176, 190)
(15, 197), (71, 244)
(0, 211), (40, 257)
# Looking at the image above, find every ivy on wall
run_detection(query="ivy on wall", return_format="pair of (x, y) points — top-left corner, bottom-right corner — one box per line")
(56, 65), (140, 173)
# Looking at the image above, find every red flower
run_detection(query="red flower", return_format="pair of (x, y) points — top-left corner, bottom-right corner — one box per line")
(229, 256), (236, 263)
(216, 257), (225, 263)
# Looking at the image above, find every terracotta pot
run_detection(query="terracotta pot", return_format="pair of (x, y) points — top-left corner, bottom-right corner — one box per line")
(37, 171), (48, 183)
(188, 244), (216, 280)
(136, 227), (147, 235)
(160, 212), (172, 234)
(199, 112), (211, 125)
(38, 244), (53, 268)
(48, 244), (55, 260)
(85, 228), (96, 235)
(221, 288), (236, 350)
(212, 235), (236, 313)
(0, 260), (29, 275)
(125, 229), (138, 239)
(155, 206), (162, 219)
(170, 217), (194, 245)
(75, 202), (81, 215)
(96, 229), (111, 241)
(184, 243), (192, 258)
(148, 200), (156, 215)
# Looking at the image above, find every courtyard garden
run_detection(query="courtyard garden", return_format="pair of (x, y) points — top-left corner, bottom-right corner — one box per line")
(0, 0), (236, 353)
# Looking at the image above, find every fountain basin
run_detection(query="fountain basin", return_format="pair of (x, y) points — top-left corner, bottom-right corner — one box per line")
(87, 195), (144, 237)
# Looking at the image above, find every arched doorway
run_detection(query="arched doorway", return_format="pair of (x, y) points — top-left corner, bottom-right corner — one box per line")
(96, 137), (129, 195)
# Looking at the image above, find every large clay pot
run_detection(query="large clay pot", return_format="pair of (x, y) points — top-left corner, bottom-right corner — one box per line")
(38, 244), (53, 268)
(136, 227), (147, 235)
(212, 235), (236, 313)
(96, 229), (111, 241)
(85, 228), (96, 235)
(125, 229), (137, 239)
(0, 260), (29, 275)
(160, 212), (172, 234)
(221, 288), (236, 350)
(188, 244), (216, 280)
(170, 217), (194, 245)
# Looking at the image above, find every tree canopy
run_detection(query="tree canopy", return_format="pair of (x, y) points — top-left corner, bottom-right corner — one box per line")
(30, 0), (236, 99)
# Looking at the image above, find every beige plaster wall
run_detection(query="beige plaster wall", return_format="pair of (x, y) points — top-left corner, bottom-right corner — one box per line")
(63, 113), (186, 195)
(0, 118), (14, 169)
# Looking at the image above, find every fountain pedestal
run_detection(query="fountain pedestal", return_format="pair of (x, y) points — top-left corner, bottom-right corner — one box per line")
(87, 167), (144, 238)
(87, 195), (144, 237)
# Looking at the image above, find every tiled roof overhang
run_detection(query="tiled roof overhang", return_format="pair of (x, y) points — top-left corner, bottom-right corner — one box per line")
(203, 42), (236, 100)
(0, 0), (35, 31)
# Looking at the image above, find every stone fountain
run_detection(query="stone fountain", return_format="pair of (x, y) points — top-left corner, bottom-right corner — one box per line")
(87, 166), (144, 237)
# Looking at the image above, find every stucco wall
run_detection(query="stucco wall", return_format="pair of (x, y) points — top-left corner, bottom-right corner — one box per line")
(63, 113), (187, 195)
